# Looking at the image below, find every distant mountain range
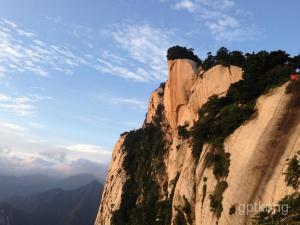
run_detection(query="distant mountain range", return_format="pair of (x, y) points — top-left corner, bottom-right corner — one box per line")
(0, 173), (102, 200)
(0, 180), (103, 225)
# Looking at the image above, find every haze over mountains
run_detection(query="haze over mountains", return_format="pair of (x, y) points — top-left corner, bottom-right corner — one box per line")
(0, 173), (103, 225)
(0, 173), (103, 200)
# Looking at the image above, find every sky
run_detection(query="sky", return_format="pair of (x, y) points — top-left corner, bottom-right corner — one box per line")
(0, 0), (299, 177)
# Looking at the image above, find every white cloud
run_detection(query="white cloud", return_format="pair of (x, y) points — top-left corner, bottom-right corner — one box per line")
(199, 0), (235, 10)
(0, 99), (34, 116)
(0, 92), (51, 116)
(98, 93), (148, 110)
(205, 15), (239, 33)
(174, 0), (196, 12)
(27, 122), (44, 129)
(65, 144), (111, 155)
(0, 66), (5, 77)
(16, 29), (35, 38)
(0, 18), (89, 77)
(63, 144), (112, 164)
(96, 58), (149, 82)
(110, 96), (148, 110)
(2, 19), (17, 28)
(0, 121), (109, 177)
(98, 23), (176, 82)
(69, 158), (107, 178)
(0, 148), (107, 177)
(40, 151), (66, 163)
(0, 121), (40, 143)
(0, 121), (28, 132)
(164, 0), (259, 43)
(0, 18), (175, 82)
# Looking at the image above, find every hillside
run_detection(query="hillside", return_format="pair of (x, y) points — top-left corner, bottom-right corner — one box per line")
(0, 180), (103, 225)
(0, 173), (99, 200)
(94, 47), (300, 225)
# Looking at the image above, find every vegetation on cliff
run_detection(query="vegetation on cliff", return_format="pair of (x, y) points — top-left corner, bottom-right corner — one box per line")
(253, 153), (300, 225)
(167, 45), (300, 74)
(191, 50), (298, 218)
(252, 79), (300, 225)
(111, 94), (173, 225)
(284, 153), (300, 191)
(253, 193), (300, 225)
(170, 47), (300, 220)
(202, 47), (245, 70)
(110, 46), (300, 224)
(112, 124), (171, 225)
(167, 45), (202, 66)
(209, 181), (228, 218)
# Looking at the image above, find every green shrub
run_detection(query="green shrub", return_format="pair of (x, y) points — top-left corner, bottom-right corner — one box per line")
(159, 82), (166, 89)
(178, 124), (190, 139)
(167, 46), (202, 66)
(201, 47), (246, 70)
(284, 154), (300, 190)
(230, 51), (246, 67)
(216, 47), (231, 67)
(253, 193), (300, 225)
(286, 80), (300, 94)
(229, 205), (236, 215)
(112, 105), (171, 225)
(209, 181), (228, 218)
(202, 52), (216, 71)
(192, 101), (254, 161)
(262, 64), (293, 91)
(205, 150), (231, 180)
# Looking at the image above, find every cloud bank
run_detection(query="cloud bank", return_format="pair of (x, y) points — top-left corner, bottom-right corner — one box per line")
(0, 121), (109, 178)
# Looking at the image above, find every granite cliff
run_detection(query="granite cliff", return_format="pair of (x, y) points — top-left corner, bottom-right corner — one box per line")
(95, 48), (300, 225)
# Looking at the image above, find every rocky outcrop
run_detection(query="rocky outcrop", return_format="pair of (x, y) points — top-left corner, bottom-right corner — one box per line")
(182, 65), (242, 126)
(94, 59), (299, 225)
(94, 136), (127, 225)
(195, 84), (300, 225)
(163, 59), (198, 129)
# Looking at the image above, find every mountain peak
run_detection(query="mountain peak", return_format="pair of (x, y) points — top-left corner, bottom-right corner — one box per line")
(95, 49), (300, 225)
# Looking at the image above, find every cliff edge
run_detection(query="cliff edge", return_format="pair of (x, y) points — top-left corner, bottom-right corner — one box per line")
(95, 55), (300, 225)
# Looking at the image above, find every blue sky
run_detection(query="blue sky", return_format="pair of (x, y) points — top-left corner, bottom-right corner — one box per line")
(0, 0), (299, 177)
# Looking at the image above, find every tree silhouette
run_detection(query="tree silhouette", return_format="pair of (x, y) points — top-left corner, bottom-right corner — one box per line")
(167, 45), (202, 66)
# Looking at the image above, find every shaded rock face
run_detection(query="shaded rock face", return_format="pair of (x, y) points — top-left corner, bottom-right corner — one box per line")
(95, 59), (299, 225)
(94, 137), (127, 225)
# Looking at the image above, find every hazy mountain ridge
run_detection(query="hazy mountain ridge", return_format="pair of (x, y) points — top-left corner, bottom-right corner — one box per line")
(0, 173), (100, 201)
(0, 180), (103, 225)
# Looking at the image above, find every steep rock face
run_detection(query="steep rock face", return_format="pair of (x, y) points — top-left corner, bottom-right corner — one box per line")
(163, 59), (198, 129)
(94, 59), (299, 225)
(164, 64), (242, 212)
(145, 83), (165, 125)
(182, 65), (242, 126)
(195, 84), (300, 225)
(94, 137), (127, 225)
